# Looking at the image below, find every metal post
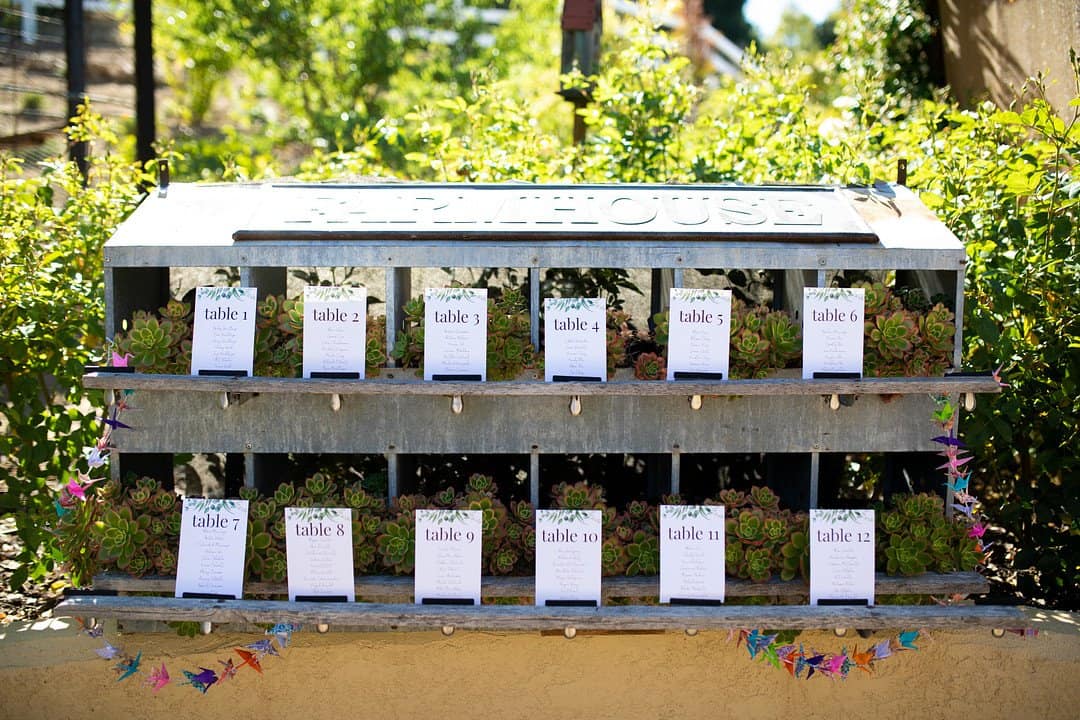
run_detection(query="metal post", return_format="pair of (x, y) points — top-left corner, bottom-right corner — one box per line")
(530, 450), (540, 508)
(134, 0), (156, 165)
(64, 0), (87, 178)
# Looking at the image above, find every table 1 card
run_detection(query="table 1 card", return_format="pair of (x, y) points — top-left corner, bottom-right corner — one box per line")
(544, 298), (606, 382)
(190, 286), (257, 376)
(414, 509), (482, 605)
(659, 505), (726, 604)
(284, 507), (356, 602)
(175, 498), (249, 600)
(802, 287), (865, 379)
(809, 509), (875, 606)
(423, 288), (488, 381)
(302, 285), (367, 379)
(535, 509), (602, 607)
(666, 289), (732, 381)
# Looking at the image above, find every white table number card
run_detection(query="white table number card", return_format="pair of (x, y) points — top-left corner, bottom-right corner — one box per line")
(423, 288), (488, 381)
(535, 509), (602, 606)
(302, 285), (367, 379)
(659, 505), (726, 604)
(190, 286), (257, 376)
(175, 498), (249, 600)
(809, 509), (875, 606)
(666, 288), (732, 381)
(284, 507), (356, 603)
(414, 509), (482, 605)
(802, 287), (865, 379)
(544, 298), (606, 382)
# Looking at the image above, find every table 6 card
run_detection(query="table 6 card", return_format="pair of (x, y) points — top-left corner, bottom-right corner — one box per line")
(190, 286), (257, 376)
(414, 509), (482, 605)
(424, 288), (487, 381)
(535, 509), (602, 606)
(659, 505), (726, 604)
(809, 509), (875, 606)
(544, 298), (606, 382)
(302, 285), (367, 379)
(284, 507), (355, 602)
(802, 287), (865, 379)
(175, 498), (249, 600)
(666, 288), (732, 381)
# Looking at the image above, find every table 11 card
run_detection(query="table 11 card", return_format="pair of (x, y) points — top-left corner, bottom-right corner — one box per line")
(544, 298), (606, 382)
(414, 509), (482, 605)
(535, 509), (602, 606)
(802, 287), (865, 379)
(284, 507), (355, 602)
(175, 498), (249, 600)
(424, 288), (487, 381)
(302, 285), (367, 379)
(190, 286), (257, 376)
(659, 505), (726, 604)
(666, 289), (731, 381)
(809, 509), (875, 606)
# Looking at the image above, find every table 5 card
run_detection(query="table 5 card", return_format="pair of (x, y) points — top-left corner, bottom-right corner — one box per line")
(659, 505), (726, 603)
(424, 288), (487, 381)
(284, 507), (355, 602)
(302, 285), (367, 379)
(175, 498), (249, 600)
(809, 509), (875, 606)
(190, 286), (257, 376)
(544, 298), (606, 382)
(666, 288), (732, 381)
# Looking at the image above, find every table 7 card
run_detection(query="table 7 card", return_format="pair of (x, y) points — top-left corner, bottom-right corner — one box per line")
(190, 286), (257, 376)
(666, 289), (731, 381)
(302, 285), (367, 379)
(175, 498), (249, 600)
(810, 509), (875, 606)
(423, 288), (487, 381)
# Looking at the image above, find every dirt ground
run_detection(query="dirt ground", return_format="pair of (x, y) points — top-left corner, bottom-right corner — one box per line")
(0, 610), (1078, 720)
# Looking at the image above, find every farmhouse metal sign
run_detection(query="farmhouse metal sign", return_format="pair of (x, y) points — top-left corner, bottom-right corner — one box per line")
(234, 184), (876, 242)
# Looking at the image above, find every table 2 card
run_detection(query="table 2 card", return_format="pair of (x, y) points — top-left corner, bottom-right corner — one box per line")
(302, 285), (367, 379)
(666, 288), (732, 381)
(284, 507), (355, 603)
(535, 509), (602, 606)
(190, 286), (257, 376)
(809, 509), (875, 606)
(544, 298), (606, 382)
(802, 287), (865, 379)
(414, 509), (482, 605)
(424, 288), (487, 381)
(175, 498), (249, 600)
(659, 505), (726, 604)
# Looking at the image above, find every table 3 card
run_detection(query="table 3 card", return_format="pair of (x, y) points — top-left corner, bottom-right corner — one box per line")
(423, 288), (487, 381)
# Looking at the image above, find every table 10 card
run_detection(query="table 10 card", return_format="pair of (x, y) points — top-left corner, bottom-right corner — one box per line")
(284, 507), (356, 602)
(544, 298), (606, 382)
(666, 289), (732, 381)
(535, 509), (602, 606)
(190, 287), (257, 376)
(802, 287), (865, 379)
(302, 285), (367, 379)
(414, 509), (482, 605)
(423, 288), (487, 381)
(809, 509), (875, 606)
(659, 505), (726, 603)
(175, 498), (249, 600)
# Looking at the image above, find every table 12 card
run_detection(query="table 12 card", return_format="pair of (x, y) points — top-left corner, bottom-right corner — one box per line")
(659, 505), (726, 603)
(175, 498), (249, 600)
(535, 509), (602, 606)
(809, 509), (875, 606)
(284, 507), (356, 602)
(190, 286), (257, 376)
(302, 285), (367, 379)
(544, 298), (606, 382)
(414, 509), (482, 605)
(423, 288), (487, 381)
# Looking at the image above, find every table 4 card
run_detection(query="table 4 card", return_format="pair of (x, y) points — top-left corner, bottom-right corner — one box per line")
(175, 498), (249, 600)
(302, 285), (367, 379)
(544, 298), (606, 382)
(190, 286), (257, 376)
(424, 288), (487, 381)
(809, 509), (875, 607)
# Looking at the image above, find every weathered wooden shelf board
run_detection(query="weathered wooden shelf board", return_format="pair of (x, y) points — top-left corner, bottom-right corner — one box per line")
(92, 572), (989, 600)
(58, 594), (1025, 631)
(83, 372), (1001, 397)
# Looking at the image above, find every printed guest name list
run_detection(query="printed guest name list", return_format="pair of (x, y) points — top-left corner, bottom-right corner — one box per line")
(175, 498), (249, 600)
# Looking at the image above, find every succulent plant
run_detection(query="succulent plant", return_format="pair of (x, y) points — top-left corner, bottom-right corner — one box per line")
(867, 310), (919, 361)
(550, 481), (605, 509)
(625, 531), (659, 576)
(97, 505), (150, 570)
(883, 534), (933, 576)
(300, 472), (338, 505)
(730, 509), (767, 546)
(760, 311), (801, 368)
(602, 537), (629, 575)
(779, 529), (809, 581)
(633, 352), (666, 380)
(748, 485), (780, 512)
(744, 547), (773, 582)
(377, 515), (415, 575)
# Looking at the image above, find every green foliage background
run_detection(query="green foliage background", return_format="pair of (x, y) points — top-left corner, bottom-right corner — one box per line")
(1, 0), (1077, 609)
